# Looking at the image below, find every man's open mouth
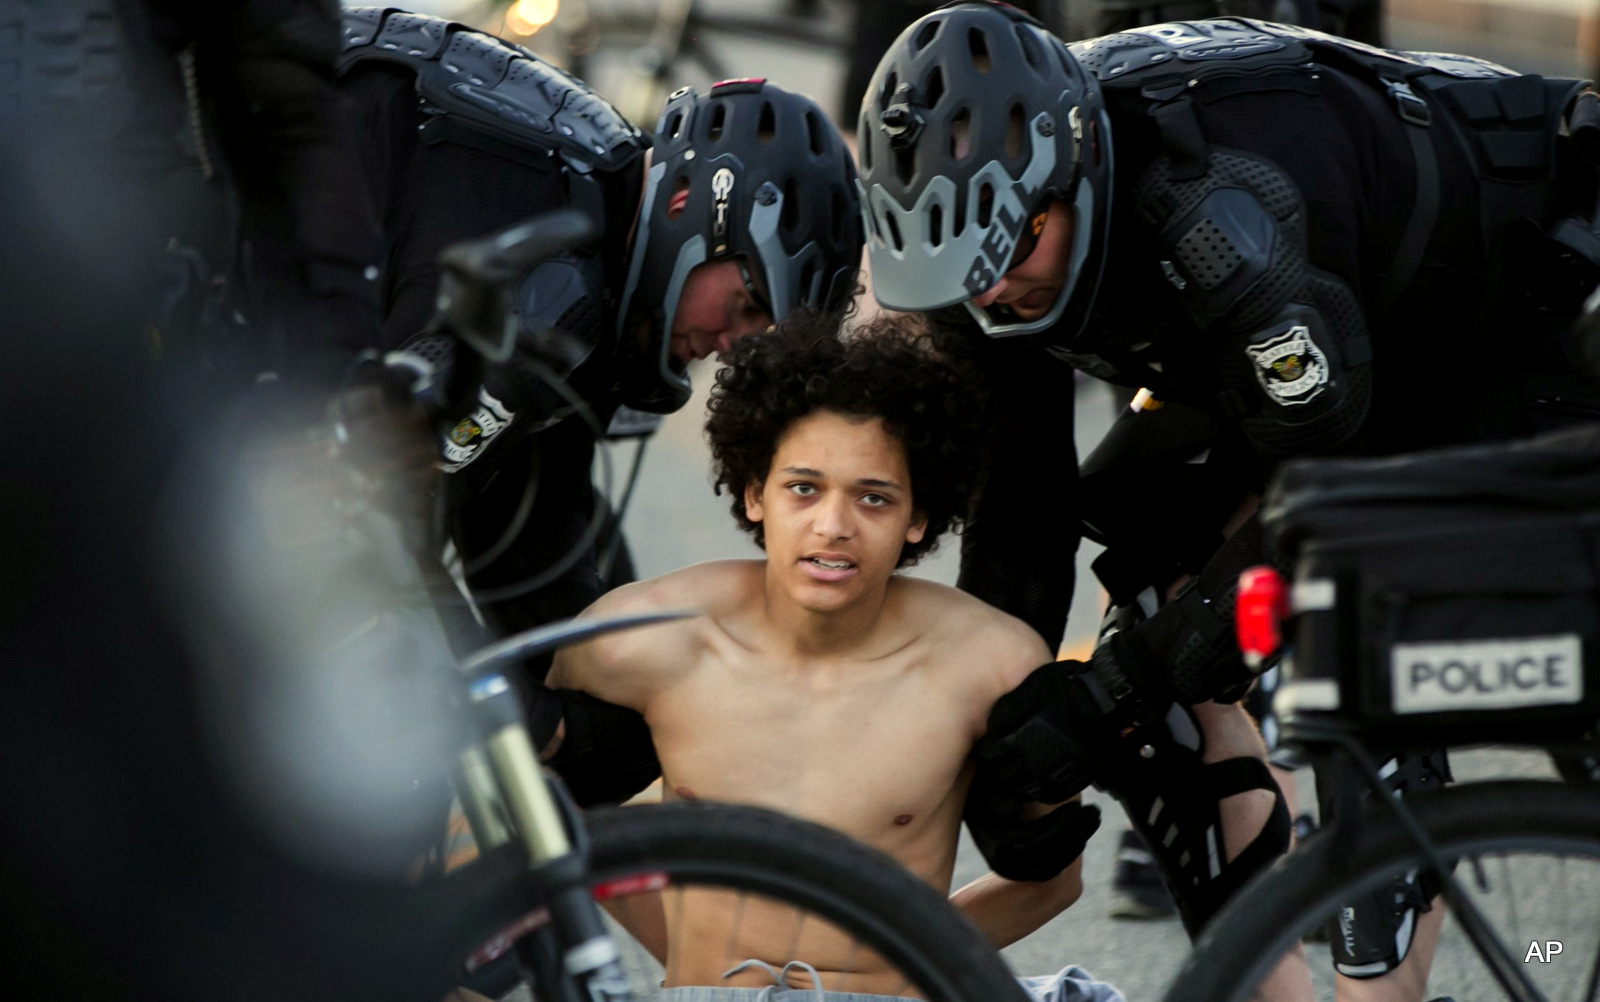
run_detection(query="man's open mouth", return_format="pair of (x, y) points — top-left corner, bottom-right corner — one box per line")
(805, 557), (855, 570)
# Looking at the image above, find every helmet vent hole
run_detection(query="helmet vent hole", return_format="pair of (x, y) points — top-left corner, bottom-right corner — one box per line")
(860, 112), (874, 171)
(950, 108), (971, 161)
(885, 212), (905, 252)
(709, 103), (727, 141)
(667, 112), (685, 139)
(968, 29), (991, 73)
(1016, 26), (1043, 70)
(781, 177), (800, 232)
(1005, 104), (1026, 161)
(928, 204), (944, 248)
(879, 70), (899, 112)
(830, 189), (847, 243)
(667, 176), (691, 220)
(914, 19), (942, 52)
(758, 102), (776, 143)
(977, 183), (994, 229)
(925, 67), (945, 109)
(806, 110), (825, 156)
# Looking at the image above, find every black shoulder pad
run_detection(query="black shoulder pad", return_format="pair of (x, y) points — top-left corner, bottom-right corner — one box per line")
(1134, 148), (1306, 330)
(1069, 20), (1309, 90)
(339, 7), (646, 172)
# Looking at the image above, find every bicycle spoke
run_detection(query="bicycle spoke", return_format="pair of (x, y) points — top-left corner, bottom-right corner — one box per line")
(1496, 852), (1522, 948)
(722, 891), (747, 971)
(783, 903), (806, 977)
(665, 885), (685, 987)
(1584, 931), (1600, 1002)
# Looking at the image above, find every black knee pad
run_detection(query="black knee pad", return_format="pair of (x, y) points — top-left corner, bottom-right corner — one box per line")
(1109, 705), (1293, 937)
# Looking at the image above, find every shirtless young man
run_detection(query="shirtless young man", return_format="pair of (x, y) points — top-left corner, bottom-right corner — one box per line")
(546, 314), (1121, 1001)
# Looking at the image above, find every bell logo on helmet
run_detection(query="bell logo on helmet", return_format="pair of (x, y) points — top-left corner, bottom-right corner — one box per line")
(961, 189), (1029, 298)
(711, 167), (736, 254)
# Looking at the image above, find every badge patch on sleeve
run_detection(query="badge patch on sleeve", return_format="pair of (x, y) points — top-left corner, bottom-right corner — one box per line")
(442, 388), (515, 472)
(1245, 325), (1329, 406)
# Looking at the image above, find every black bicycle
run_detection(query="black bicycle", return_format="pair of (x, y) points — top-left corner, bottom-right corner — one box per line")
(1160, 426), (1600, 1002)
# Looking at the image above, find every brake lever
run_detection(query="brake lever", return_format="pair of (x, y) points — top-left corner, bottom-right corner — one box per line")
(435, 209), (597, 363)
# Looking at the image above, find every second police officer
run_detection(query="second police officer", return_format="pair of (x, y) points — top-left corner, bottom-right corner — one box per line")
(858, 0), (1600, 988)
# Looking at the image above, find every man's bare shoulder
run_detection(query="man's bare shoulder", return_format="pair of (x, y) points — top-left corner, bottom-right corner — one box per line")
(891, 578), (1052, 688)
(551, 560), (763, 697)
(595, 559), (763, 618)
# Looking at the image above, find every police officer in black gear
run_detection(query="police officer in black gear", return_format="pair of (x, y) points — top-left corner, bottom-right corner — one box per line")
(335, 9), (862, 804)
(859, 0), (1600, 958)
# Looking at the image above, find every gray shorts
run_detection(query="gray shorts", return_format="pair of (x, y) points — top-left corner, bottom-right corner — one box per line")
(656, 959), (1124, 1002)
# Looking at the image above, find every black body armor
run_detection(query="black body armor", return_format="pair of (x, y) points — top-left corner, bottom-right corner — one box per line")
(1060, 18), (1585, 456)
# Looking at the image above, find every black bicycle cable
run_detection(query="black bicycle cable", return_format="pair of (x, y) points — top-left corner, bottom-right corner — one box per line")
(464, 353), (614, 606)
(462, 445), (542, 577)
(597, 435), (650, 582)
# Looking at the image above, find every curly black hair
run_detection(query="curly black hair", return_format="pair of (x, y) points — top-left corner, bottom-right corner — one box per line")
(705, 311), (993, 567)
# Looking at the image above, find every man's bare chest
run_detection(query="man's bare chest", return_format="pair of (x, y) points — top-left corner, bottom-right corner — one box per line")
(644, 660), (978, 836)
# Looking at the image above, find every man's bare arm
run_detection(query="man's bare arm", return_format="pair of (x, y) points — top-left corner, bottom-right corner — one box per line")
(547, 579), (691, 711)
(950, 797), (1086, 951)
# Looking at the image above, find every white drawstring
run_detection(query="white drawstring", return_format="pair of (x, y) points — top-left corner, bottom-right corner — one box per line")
(718, 958), (828, 1001)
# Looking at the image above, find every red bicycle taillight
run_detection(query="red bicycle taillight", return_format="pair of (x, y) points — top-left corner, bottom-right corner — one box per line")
(591, 871), (670, 901)
(1236, 566), (1288, 669)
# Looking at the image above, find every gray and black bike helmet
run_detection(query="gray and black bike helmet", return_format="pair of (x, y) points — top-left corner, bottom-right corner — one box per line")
(617, 79), (863, 412)
(858, 1), (1112, 342)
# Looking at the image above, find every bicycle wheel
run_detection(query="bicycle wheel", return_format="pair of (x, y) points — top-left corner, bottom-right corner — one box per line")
(454, 801), (1031, 1002)
(1163, 781), (1600, 1002)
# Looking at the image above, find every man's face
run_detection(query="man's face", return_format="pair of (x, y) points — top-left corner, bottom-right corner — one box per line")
(744, 410), (927, 614)
(969, 199), (1075, 323)
(669, 259), (772, 363)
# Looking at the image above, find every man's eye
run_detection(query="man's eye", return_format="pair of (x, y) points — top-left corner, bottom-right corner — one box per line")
(789, 483), (818, 496)
(861, 493), (889, 507)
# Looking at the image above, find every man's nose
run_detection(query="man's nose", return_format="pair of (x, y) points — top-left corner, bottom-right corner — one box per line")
(812, 493), (855, 540)
(971, 277), (1009, 309)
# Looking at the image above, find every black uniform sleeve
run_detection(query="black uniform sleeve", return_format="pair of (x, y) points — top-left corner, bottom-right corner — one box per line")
(192, 0), (387, 380)
(957, 343), (1082, 651)
(338, 65), (571, 351)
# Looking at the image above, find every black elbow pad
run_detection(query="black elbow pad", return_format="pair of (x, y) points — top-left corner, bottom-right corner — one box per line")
(964, 797), (1102, 882)
(545, 689), (661, 806)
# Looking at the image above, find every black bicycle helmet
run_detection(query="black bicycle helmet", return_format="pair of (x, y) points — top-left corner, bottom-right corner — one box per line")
(617, 79), (863, 413)
(858, 1), (1112, 343)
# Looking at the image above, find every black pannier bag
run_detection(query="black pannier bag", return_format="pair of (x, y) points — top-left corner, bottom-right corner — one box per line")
(1261, 423), (1600, 746)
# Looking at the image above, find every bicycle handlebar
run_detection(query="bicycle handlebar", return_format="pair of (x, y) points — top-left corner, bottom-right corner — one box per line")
(434, 209), (597, 363)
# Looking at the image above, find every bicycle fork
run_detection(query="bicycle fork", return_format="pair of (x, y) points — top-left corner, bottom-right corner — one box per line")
(457, 671), (634, 1002)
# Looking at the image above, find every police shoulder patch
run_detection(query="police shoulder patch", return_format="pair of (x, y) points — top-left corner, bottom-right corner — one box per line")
(1245, 324), (1328, 406)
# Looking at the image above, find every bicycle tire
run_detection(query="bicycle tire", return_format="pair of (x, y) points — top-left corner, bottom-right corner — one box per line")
(448, 801), (1031, 1002)
(586, 802), (1028, 1001)
(1163, 781), (1600, 1002)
